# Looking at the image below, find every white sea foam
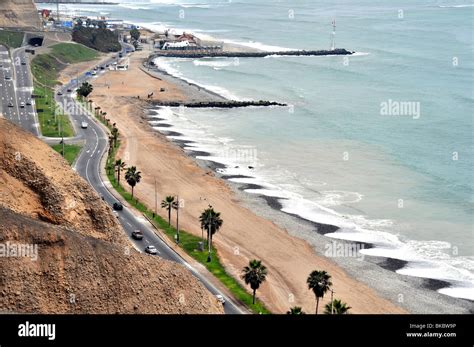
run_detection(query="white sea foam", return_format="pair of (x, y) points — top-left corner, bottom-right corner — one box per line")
(118, 3), (150, 10)
(438, 287), (474, 301)
(351, 52), (370, 56)
(221, 39), (295, 52)
(438, 4), (474, 8)
(147, 105), (474, 300)
(153, 57), (243, 100)
(193, 58), (237, 68)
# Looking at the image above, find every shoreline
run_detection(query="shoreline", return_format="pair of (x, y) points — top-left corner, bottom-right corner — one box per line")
(85, 39), (472, 314)
(152, 116), (473, 313)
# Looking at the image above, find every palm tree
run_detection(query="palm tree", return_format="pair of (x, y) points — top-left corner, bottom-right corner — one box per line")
(307, 270), (332, 314)
(199, 205), (223, 242)
(287, 306), (305, 315)
(242, 259), (267, 304)
(324, 299), (351, 315)
(76, 82), (93, 99)
(111, 126), (119, 147)
(125, 166), (141, 199)
(114, 159), (126, 185)
(161, 196), (175, 225)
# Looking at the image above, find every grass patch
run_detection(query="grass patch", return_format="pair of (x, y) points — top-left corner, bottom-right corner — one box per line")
(31, 54), (62, 88)
(50, 43), (99, 64)
(98, 112), (270, 314)
(0, 30), (24, 48)
(51, 144), (82, 165)
(31, 54), (73, 137)
(34, 84), (74, 138)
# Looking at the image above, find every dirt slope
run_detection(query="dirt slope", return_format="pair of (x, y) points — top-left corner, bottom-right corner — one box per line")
(0, 0), (41, 29)
(0, 118), (223, 314)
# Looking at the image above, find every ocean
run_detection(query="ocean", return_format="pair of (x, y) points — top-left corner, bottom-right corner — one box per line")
(44, 0), (474, 301)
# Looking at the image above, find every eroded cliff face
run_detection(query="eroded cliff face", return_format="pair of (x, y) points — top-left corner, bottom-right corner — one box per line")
(0, 119), (223, 314)
(0, 0), (41, 29)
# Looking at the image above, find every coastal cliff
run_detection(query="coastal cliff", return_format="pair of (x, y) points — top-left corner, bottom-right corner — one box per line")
(0, 119), (224, 314)
(0, 0), (41, 29)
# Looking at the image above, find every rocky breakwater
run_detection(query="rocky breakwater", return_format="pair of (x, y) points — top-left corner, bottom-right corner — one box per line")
(149, 100), (288, 108)
(150, 48), (354, 59)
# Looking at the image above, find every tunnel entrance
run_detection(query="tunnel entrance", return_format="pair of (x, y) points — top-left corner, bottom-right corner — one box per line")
(28, 37), (43, 47)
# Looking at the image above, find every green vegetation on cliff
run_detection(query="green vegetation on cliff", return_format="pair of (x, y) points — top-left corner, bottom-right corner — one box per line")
(72, 26), (121, 53)
(0, 30), (24, 48)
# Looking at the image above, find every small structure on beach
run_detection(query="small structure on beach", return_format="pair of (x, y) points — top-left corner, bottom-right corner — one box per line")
(156, 30), (223, 52)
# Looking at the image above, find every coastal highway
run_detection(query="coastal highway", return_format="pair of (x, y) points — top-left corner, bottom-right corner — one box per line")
(55, 48), (244, 314)
(0, 45), (39, 135)
(1, 41), (244, 313)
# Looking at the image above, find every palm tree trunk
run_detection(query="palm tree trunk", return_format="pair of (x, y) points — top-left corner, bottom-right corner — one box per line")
(168, 207), (171, 226)
(253, 289), (256, 304)
(131, 186), (134, 198)
(315, 297), (319, 314)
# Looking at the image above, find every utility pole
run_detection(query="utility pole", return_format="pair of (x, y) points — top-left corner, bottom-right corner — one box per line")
(330, 19), (336, 51)
(154, 178), (157, 217)
(330, 288), (335, 314)
(175, 195), (180, 244)
(207, 211), (212, 262)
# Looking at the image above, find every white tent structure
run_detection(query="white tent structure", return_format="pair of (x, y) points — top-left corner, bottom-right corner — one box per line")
(162, 41), (190, 50)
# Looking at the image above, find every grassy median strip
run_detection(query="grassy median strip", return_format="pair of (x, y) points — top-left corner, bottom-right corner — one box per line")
(31, 43), (99, 138)
(51, 144), (82, 165)
(95, 111), (270, 314)
(34, 84), (74, 138)
(0, 30), (24, 49)
(31, 55), (74, 137)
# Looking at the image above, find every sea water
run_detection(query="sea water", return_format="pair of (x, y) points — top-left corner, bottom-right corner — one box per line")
(46, 0), (474, 300)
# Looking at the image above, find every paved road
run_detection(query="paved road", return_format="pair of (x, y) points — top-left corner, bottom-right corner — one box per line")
(1, 42), (244, 314)
(0, 45), (38, 135)
(56, 46), (245, 314)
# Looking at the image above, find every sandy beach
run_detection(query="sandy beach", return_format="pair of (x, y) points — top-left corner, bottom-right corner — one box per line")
(82, 48), (410, 314)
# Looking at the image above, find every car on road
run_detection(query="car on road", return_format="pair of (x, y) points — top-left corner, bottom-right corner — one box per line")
(112, 211), (119, 218)
(67, 88), (72, 93)
(21, 60), (26, 65)
(7, 102), (13, 107)
(113, 202), (123, 211)
(131, 230), (144, 240)
(5, 75), (11, 80)
(19, 102), (25, 108)
(81, 122), (88, 129)
(91, 71), (97, 76)
(25, 100), (32, 106)
(57, 91), (63, 96)
(215, 294), (226, 305)
(145, 245), (158, 255)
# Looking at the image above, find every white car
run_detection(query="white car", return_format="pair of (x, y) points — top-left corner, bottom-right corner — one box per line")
(19, 102), (25, 108)
(145, 245), (158, 255)
(81, 122), (88, 129)
(215, 294), (226, 305)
